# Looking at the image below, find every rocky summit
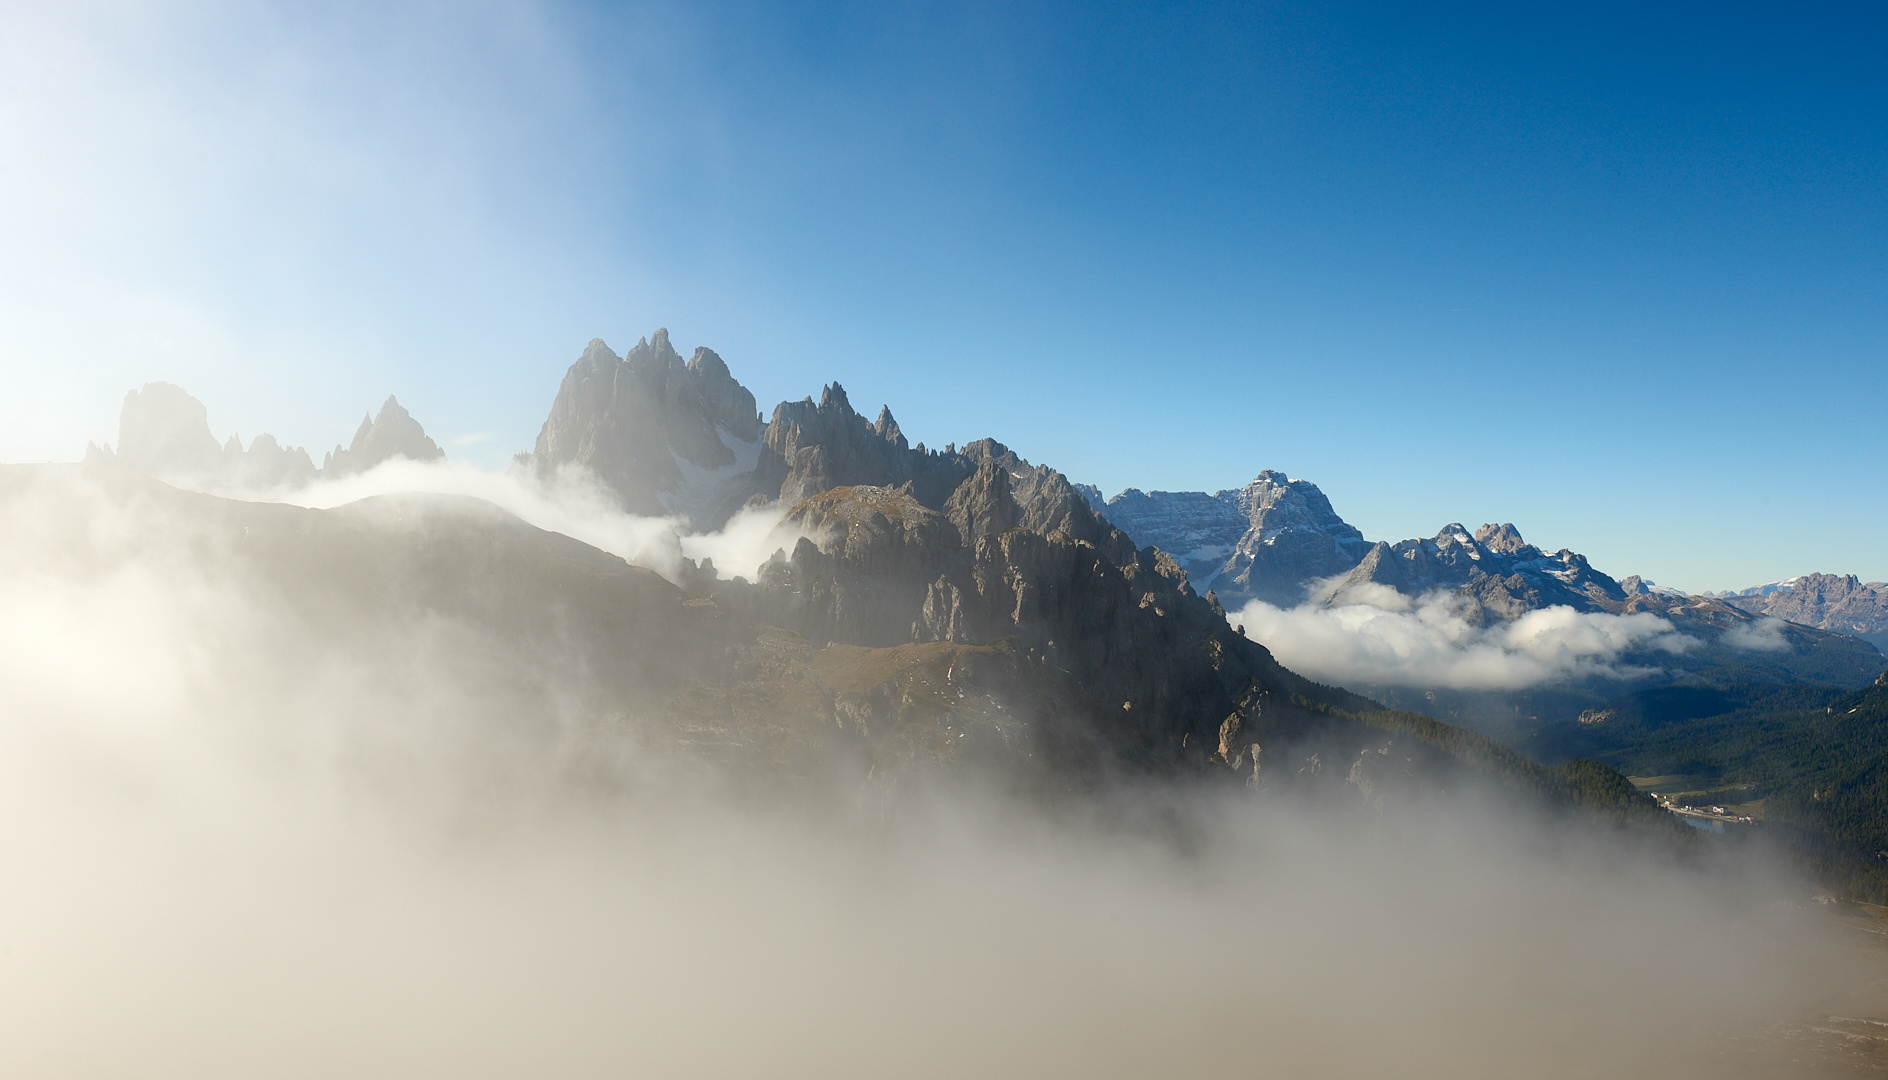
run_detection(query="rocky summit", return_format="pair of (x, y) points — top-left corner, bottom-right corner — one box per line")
(324, 396), (444, 476)
(1094, 473), (1373, 607)
(528, 330), (762, 523)
(1721, 574), (1888, 650)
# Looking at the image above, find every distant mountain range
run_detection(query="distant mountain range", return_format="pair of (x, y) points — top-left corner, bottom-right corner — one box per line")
(84, 381), (442, 486)
(79, 332), (1886, 711)
(1080, 480), (1883, 656)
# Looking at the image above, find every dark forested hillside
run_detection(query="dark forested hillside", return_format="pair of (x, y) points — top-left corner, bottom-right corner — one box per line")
(1523, 672), (1888, 898)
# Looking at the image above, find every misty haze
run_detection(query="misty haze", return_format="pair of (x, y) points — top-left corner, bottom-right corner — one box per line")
(4, 4), (1887, 1079)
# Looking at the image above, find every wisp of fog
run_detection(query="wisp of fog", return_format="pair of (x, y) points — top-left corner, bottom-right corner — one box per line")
(0, 464), (1873, 1080)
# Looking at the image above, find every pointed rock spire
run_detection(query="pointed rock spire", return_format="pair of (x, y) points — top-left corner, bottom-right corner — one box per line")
(873, 406), (905, 448)
(325, 395), (444, 476)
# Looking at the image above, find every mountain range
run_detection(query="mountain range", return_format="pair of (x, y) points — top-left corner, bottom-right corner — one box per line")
(33, 328), (1888, 921)
(1084, 481), (1883, 684)
(80, 336), (1885, 701)
(85, 381), (442, 487)
(53, 330), (1698, 824)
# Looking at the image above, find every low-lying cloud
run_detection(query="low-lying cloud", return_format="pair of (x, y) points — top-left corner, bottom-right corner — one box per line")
(197, 456), (803, 586)
(0, 467), (1879, 1078)
(1232, 582), (1698, 690)
(1723, 615), (1793, 652)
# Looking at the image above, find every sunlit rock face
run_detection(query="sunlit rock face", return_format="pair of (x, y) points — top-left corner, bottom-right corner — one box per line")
(323, 396), (444, 477)
(529, 331), (763, 524)
(1721, 573), (1888, 649)
(1095, 472), (1373, 607)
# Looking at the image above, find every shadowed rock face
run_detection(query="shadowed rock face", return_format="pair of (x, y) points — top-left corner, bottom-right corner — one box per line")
(741, 478), (1321, 770)
(530, 331), (762, 521)
(324, 396), (444, 476)
(755, 382), (975, 512)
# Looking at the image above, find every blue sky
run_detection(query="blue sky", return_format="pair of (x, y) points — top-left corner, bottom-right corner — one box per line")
(1, 1), (1882, 591)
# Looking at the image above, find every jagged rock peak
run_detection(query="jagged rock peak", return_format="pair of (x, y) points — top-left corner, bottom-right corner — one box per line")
(1723, 573), (1888, 648)
(325, 395), (445, 477)
(943, 459), (1020, 545)
(1098, 469), (1373, 607)
(1474, 523), (1530, 554)
(531, 332), (763, 523)
(625, 327), (687, 375)
(873, 406), (904, 446)
(819, 382), (852, 413)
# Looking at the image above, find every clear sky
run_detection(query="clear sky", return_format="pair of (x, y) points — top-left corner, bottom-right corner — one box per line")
(1, 1), (1882, 592)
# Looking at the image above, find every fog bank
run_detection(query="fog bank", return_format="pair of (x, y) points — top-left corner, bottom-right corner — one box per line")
(0, 467), (1877, 1078)
(197, 454), (802, 585)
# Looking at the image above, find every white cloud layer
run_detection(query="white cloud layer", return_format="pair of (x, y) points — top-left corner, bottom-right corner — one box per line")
(0, 465), (1869, 1077)
(1231, 584), (1698, 691)
(198, 456), (804, 586)
(1722, 616), (1792, 653)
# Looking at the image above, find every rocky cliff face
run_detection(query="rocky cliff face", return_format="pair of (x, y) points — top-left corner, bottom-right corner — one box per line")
(1722, 574), (1888, 648)
(530, 331), (763, 523)
(737, 477), (1320, 771)
(1095, 472), (1373, 607)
